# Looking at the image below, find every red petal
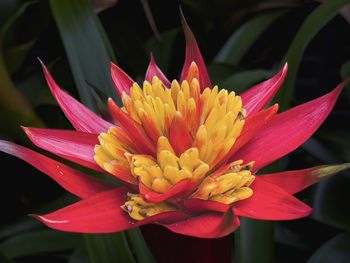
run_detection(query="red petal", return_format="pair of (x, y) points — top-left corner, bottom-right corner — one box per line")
(233, 177), (312, 220)
(163, 210), (240, 238)
(110, 62), (134, 97)
(179, 13), (211, 89)
(145, 55), (171, 87)
(260, 163), (350, 195)
(108, 99), (155, 155)
(33, 188), (189, 233)
(169, 112), (193, 156)
(140, 179), (198, 204)
(226, 104), (278, 163)
(23, 127), (100, 171)
(0, 140), (114, 199)
(183, 199), (230, 213)
(39, 60), (113, 134)
(241, 63), (288, 116)
(234, 84), (344, 171)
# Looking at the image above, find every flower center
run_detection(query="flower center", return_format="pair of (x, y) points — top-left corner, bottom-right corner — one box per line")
(94, 74), (255, 221)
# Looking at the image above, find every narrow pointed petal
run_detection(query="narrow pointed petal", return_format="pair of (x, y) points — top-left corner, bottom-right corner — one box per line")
(180, 13), (211, 89)
(108, 99), (155, 155)
(23, 127), (100, 171)
(39, 60), (113, 134)
(241, 63), (288, 116)
(110, 62), (134, 97)
(234, 84), (344, 171)
(0, 140), (114, 199)
(33, 188), (189, 233)
(183, 199), (230, 213)
(233, 177), (312, 220)
(140, 179), (198, 204)
(260, 163), (350, 195)
(145, 55), (171, 87)
(169, 112), (193, 156)
(226, 104), (278, 162)
(164, 210), (240, 238)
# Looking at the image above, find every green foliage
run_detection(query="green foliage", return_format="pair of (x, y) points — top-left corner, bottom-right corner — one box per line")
(50, 0), (117, 111)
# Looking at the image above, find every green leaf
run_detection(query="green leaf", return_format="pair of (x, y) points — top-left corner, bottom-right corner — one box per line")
(340, 59), (350, 100)
(69, 246), (91, 263)
(235, 162), (280, 263)
(84, 233), (134, 263)
(214, 10), (286, 65)
(207, 63), (240, 84)
(318, 130), (350, 161)
(220, 69), (272, 93)
(235, 219), (274, 263)
(126, 228), (156, 263)
(276, 0), (350, 110)
(312, 171), (350, 232)
(145, 28), (180, 73)
(308, 233), (350, 263)
(0, 1), (44, 133)
(4, 39), (36, 74)
(0, 230), (82, 259)
(0, 217), (41, 240)
(50, 0), (118, 112)
(0, 252), (14, 263)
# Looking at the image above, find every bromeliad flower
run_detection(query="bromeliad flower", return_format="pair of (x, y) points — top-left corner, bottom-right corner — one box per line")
(0, 19), (348, 239)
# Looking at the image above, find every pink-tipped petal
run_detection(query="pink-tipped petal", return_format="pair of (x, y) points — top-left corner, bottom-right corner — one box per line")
(39, 60), (113, 134)
(0, 140), (114, 199)
(260, 163), (350, 195)
(145, 55), (171, 87)
(23, 127), (100, 172)
(241, 63), (288, 116)
(164, 210), (240, 238)
(234, 84), (344, 171)
(183, 199), (230, 213)
(140, 179), (198, 204)
(233, 177), (312, 220)
(180, 14), (211, 89)
(110, 62), (134, 97)
(33, 188), (189, 233)
(108, 99), (155, 155)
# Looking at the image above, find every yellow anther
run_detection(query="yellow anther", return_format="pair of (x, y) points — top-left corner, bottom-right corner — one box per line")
(171, 80), (181, 103)
(181, 80), (190, 100)
(130, 82), (144, 101)
(122, 92), (141, 124)
(163, 165), (191, 184)
(192, 163), (210, 180)
(186, 61), (199, 84)
(158, 150), (179, 170)
(177, 90), (187, 116)
(123, 194), (176, 221)
(234, 187), (253, 200)
(192, 161), (255, 205)
(152, 178), (171, 193)
(157, 136), (175, 155)
(96, 69), (253, 211)
(190, 78), (200, 103)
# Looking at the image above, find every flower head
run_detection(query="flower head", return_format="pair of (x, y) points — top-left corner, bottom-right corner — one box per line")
(0, 19), (347, 238)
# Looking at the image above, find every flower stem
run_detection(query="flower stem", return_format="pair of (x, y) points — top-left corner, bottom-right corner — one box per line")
(235, 219), (274, 263)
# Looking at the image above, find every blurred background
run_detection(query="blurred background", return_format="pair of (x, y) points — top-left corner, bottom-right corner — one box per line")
(0, 0), (350, 262)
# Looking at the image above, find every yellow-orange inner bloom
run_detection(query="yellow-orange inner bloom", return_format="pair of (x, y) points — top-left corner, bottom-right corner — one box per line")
(94, 73), (255, 221)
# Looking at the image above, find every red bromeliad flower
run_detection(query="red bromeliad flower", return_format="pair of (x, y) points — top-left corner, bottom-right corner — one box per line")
(0, 20), (347, 239)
